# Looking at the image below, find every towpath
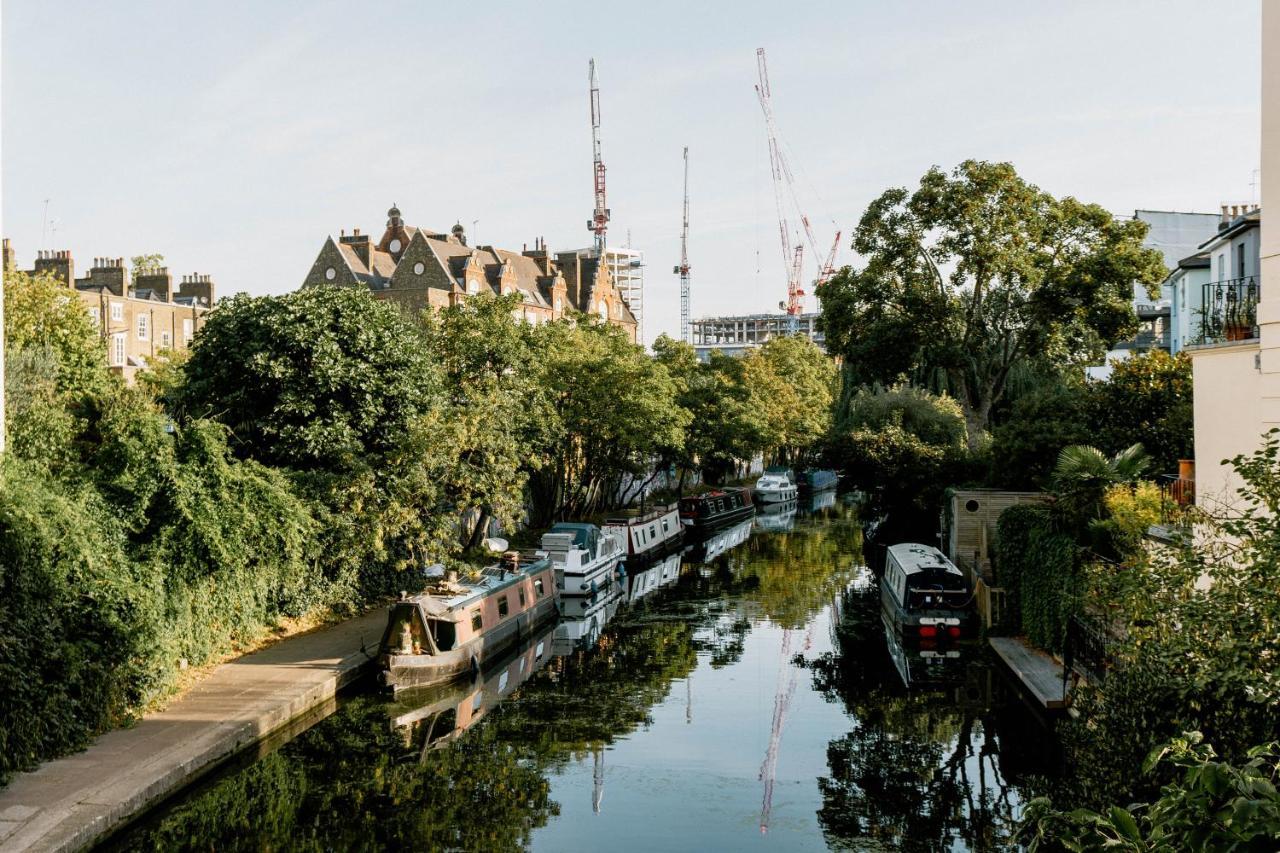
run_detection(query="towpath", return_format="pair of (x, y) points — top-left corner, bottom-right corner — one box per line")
(0, 609), (387, 852)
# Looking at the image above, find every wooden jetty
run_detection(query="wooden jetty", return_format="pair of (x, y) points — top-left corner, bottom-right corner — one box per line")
(989, 636), (1068, 710)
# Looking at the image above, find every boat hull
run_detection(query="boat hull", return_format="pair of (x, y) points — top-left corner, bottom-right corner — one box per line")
(755, 486), (798, 504)
(380, 596), (559, 692)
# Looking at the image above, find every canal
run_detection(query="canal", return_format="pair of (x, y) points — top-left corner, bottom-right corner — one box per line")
(107, 497), (1057, 852)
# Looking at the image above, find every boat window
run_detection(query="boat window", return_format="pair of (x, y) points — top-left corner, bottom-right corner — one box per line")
(649, 524), (657, 538)
(534, 578), (545, 598)
(428, 617), (456, 652)
(498, 596), (510, 619)
(471, 610), (483, 632)
(519, 588), (527, 607)
(662, 519), (669, 532)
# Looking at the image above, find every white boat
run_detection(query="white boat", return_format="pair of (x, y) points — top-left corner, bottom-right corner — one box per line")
(602, 506), (684, 561)
(538, 522), (625, 598)
(880, 543), (974, 641)
(754, 467), (798, 503)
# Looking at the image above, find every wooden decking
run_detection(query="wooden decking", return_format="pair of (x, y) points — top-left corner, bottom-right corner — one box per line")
(989, 636), (1068, 710)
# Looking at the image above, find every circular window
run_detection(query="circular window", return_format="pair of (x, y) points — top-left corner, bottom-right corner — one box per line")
(965, 499), (980, 513)
(389, 238), (403, 253)
(324, 267), (336, 281)
(467, 279), (480, 294)
(413, 261), (425, 275)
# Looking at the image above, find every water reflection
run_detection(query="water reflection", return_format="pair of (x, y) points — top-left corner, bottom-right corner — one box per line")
(110, 500), (1053, 853)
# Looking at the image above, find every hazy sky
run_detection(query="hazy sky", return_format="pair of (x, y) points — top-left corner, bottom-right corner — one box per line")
(3, 0), (1262, 346)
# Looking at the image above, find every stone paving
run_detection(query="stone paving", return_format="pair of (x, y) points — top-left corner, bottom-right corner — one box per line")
(0, 609), (388, 852)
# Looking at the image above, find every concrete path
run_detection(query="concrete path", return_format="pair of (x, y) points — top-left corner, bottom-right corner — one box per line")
(0, 609), (388, 853)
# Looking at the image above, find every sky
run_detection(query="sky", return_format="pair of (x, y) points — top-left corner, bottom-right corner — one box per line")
(2, 0), (1263, 347)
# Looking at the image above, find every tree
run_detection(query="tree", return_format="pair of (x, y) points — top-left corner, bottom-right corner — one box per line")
(177, 286), (441, 472)
(130, 253), (165, 279)
(3, 267), (108, 396)
(743, 335), (836, 465)
(817, 160), (1167, 449)
(525, 320), (688, 525)
(1087, 349), (1193, 477)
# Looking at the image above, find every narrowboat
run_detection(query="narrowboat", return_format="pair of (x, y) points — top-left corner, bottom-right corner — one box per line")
(880, 543), (974, 641)
(539, 522), (625, 597)
(754, 467), (798, 503)
(378, 553), (559, 692)
(602, 506), (684, 562)
(388, 621), (557, 752)
(678, 486), (756, 531)
(796, 469), (838, 492)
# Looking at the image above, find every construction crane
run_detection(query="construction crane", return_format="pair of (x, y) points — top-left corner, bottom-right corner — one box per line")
(587, 59), (610, 255)
(755, 48), (841, 335)
(675, 147), (692, 343)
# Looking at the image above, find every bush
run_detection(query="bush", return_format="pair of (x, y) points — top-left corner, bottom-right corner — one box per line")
(989, 380), (1091, 489)
(828, 385), (969, 510)
(0, 460), (155, 783)
(995, 503), (1081, 651)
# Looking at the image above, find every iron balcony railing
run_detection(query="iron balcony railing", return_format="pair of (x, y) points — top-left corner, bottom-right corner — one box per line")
(1063, 613), (1115, 690)
(1197, 277), (1259, 345)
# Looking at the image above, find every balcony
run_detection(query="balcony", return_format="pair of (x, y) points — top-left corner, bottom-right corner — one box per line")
(1197, 277), (1259, 345)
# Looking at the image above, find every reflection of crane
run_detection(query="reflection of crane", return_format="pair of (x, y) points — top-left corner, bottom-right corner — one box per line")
(686, 672), (693, 724)
(754, 48), (842, 335)
(675, 147), (692, 343)
(593, 746), (605, 814)
(587, 59), (610, 255)
(758, 626), (813, 833)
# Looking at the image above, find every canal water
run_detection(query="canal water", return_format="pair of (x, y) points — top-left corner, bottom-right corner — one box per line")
(108, 496), (1056, 852)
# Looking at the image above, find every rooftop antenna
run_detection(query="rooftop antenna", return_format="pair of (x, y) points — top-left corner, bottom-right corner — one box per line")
(1251, 167), (1261, 205)
(40, 199), (50, 249)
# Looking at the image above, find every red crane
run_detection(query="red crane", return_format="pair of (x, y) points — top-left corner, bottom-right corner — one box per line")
(755, 48), (842, 333)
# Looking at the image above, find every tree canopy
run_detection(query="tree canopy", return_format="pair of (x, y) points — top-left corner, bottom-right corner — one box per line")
(817, 159), (1167, 448)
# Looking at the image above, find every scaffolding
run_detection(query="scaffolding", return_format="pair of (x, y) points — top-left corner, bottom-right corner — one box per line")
(690, 311), (823, 360)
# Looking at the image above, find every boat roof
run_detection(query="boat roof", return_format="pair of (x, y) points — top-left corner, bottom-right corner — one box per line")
(548, 522), (600, 549)
(887, 543), (961, 576)
(407, 557), (550, 616)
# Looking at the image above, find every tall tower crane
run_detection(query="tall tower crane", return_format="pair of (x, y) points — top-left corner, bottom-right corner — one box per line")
(675, 147), (692, 343)
(587, 59), (610, 255)
(755, 48), (842, 335)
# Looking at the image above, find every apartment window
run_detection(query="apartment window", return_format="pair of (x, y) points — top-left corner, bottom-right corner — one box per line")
(110, 302), (123, 322)
(1217, 253), (1225, 282)
(498, 596), (509, 619)
(89, 306), (101, 325)
(471, 610), (483, 632)
(161, 330), (172, 349)
(1238, 242), (1247, 279)
(182, 318), (194, 345)
(137, 313), (149, 341)
(111, 333), (126, 366)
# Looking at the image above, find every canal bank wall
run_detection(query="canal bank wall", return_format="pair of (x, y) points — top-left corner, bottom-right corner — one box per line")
(0, 609), (387, 852)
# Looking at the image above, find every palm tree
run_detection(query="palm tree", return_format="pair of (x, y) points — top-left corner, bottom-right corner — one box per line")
(1050, 443), (1149, 524)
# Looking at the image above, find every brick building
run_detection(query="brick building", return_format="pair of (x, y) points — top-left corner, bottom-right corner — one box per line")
(300, 205), (638, 341)
(3, 240), (214, 382)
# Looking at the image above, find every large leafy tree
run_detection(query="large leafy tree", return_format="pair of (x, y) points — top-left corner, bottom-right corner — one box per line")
(741, 335), (836, 465)
(525, 320), (688, 525)
(817, 160), (1167, 448)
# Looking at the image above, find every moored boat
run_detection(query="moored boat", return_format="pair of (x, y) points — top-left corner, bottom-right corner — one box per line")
(602, 506), (684, 562)
(539, 523), (625, 598)
(796, 468), (838, 492)
(880, 543), (974, 642)
(678, 486), (755, 531)
(378, 553), (558, 692)
(754, 467), (798, 503)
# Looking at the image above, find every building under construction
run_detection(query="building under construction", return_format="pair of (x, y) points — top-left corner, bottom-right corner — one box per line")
(690, 312), (824, 361)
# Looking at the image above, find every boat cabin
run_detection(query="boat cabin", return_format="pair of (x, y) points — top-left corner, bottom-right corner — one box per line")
(882, 543), (973, 639)
(678, 487), (754, 527)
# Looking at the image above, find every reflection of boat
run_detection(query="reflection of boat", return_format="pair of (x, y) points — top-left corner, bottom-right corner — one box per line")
(389, 621), (557, 751)
(754, 467), (797, 503)
(602, 506), (684, 560)
(881, 543), (974, 642)
(796, 469), (837, 492)
(803, 488), (836, 514)
(683, 518), (754, 564)
(882, 612), (964, 689)
(678, 487), (755, 531)
(754, 498), (797, 533)
(553, 585), (625, 654)
(378, 555), (559, 691)
(540, 523), (625, 598)
(623, 551), (683, 604)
